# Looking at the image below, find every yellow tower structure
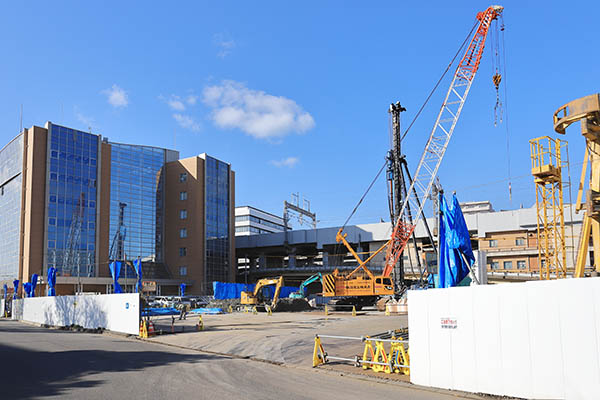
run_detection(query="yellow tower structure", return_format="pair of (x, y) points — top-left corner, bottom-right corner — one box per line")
(530, 136), (568, 279)
(553, 93), (600, 278)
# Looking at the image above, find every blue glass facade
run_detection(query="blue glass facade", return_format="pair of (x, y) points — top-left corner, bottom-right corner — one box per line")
(205, 155), (230, 284)
(109, 143), (167, 275)
(46, 124), (99, 277)
(0, 134), (23, 280)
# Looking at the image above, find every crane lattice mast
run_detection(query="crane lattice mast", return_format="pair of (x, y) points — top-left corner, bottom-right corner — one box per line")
(383, 5), (504, 277)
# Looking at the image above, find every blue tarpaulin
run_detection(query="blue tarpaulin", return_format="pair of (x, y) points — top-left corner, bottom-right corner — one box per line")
(141, 307), (180, 317)
(212, 281), (299, 300)
(47, 267), (57, 296)
(30, 274), (38, 297)
(438, 193), (475, 288)
(23, 282), (32, 297)
(189, 308), (224, 315)
(179, 283), (186, 297)
(13, 280), (19, 299)
(109, 261), (123, 293)
(134, 259), (142, 293)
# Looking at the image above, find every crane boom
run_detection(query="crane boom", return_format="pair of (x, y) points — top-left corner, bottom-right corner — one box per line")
(383, 5), (504, 277)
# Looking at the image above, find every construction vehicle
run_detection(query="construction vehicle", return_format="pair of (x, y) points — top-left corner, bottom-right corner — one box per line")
(323, 5), (504, 301)
(553, 93), (600, 277)
(289, 273), (322, 299)
(241, 276), (284, 310)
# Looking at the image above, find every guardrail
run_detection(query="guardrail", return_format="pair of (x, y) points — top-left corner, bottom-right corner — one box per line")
(312, 334), (410, 375)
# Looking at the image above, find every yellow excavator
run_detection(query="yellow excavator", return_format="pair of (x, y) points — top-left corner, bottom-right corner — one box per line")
(241, 276), (284, 311)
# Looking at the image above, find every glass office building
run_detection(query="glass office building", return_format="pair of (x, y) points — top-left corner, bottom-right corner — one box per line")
(1, 121), (234, 295)
(109, 143), (168, 276)
(205, 155), (231, 284)
(45, 124), (99, 277)
(0, 135), (24, 280)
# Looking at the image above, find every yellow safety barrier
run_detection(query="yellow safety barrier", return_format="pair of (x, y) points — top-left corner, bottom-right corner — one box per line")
(313, 334), (410, 375)
(139, 320), (148, 338)
(196, 315), (204, 331)
(312, 336), (327, 367)
(352, 306), (356, 317)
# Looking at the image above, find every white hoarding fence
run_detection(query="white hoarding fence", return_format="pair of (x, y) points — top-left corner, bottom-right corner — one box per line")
(408, 278), (600, 399)
(11, 293), (139, 335)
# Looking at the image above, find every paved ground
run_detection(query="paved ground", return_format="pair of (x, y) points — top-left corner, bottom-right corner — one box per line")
(0, 319), (474, 400)
(150, 310), (407, 367)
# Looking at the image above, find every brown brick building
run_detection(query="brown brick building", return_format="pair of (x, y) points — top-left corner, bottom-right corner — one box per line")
(0, 122), (235, 296)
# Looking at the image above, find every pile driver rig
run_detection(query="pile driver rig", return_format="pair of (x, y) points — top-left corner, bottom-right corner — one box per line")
(322, 5), (504, 300)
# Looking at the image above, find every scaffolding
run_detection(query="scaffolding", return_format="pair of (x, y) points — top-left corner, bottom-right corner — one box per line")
(530, 136), (568, 279)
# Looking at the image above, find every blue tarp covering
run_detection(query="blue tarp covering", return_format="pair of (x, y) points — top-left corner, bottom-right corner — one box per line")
(212, 281), (299, 300)
(179, 283), (186, 297)
(189, 308), (224, 314)
(134, 259), (142, 293)
(13, 280), (19, 299)
(109, 261), (123, 293)
(141, 307), (180, 317)
(438, 193), (475, 288)
(47, 267), (57, 296)
(30, 274), (38, 297)
(23, 282), (32, 297)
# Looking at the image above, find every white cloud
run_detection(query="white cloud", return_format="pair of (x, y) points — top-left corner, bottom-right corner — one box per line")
(167, 96), (186, 111)
(173, 113), (201, 132)
(186, 95), (198, 105)
(202, 80), (315, 140)
(270, 157), (299, 168)
(102, 84), (129, 108)
(74, 107), (97, 130)
(214, 33), (236, 58)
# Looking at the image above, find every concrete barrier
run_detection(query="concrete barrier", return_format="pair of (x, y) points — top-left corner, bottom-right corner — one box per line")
(11, 293), (139, 335)
(408, 278), (600, 399)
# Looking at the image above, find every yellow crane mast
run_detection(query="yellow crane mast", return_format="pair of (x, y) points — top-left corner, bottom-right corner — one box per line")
(553, 93), (600, 277)
(529, 136), (568, 279)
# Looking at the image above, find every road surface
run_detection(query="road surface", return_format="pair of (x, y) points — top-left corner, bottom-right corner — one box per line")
(0, 319), (470, 399)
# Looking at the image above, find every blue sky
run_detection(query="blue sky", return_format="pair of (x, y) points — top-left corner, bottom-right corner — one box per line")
(1, 1), (598, 228)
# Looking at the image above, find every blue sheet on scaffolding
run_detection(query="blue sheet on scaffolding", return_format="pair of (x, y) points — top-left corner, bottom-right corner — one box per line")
(438, 194), (475, 288)
(212, 282), (299, 300)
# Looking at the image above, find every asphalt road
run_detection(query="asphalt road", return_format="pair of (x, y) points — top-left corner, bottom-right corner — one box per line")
(0, 319), (467, 400)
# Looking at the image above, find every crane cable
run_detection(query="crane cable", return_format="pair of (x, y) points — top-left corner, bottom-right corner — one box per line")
(401, 20), (479, 141)
(341, 159), (388, 231)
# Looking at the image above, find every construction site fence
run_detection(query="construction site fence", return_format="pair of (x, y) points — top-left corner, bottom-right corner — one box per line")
(313, 334), (410, 375)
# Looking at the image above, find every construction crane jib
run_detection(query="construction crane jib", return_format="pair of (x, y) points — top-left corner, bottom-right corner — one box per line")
(383, 5), (504, 277)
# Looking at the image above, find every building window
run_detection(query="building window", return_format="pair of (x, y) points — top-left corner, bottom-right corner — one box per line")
(491, 261), (500, 270)
(179, 266), (187, 276)
(180, 210), (187, 219)
(179, 247), (187, 257)
(503, 261), (513, 270)
(515, 238), (526, 246)
(179, 228), (187, 238)
(180, 191), (187, 201)
(517, 260), (526, 269)
(179, 172), (187, 183)
(489, 240), (498, 248)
